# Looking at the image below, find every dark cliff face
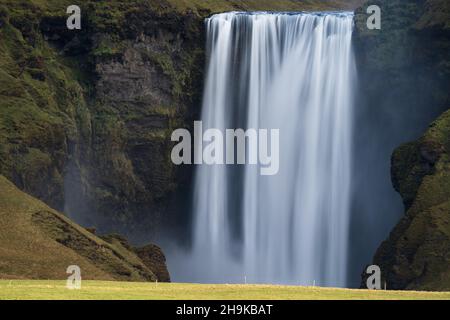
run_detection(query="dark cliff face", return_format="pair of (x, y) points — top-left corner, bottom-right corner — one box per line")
(354, 0), (450, 290)
(0, 0), (361, 240)
(0, 1), (206, 239)
(374, 110), (450, 290)
(61, 6), (206, 238)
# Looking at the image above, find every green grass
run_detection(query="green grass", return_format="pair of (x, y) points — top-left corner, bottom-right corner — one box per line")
(1, 280), (449, 300)
(0, 175), (158, 282)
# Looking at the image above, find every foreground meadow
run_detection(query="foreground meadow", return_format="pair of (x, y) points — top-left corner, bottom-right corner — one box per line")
(0, 280), (449, 300)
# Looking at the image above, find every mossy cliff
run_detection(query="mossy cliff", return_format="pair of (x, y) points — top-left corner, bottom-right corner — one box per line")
(0, 0), (362, 238)
(355, 0), (450, 290)
(372, 110), (450, 291)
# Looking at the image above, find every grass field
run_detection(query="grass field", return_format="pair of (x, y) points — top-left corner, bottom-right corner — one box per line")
(1, 280), (449, 300)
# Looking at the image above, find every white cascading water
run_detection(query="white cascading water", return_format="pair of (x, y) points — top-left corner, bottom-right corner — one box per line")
(184, 12), (356, 287)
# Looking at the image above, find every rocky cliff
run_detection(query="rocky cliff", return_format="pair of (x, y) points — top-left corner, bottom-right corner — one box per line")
(374, 110), (450, 290)
(1, 0), (349, 282)
(0, 0), (206, 238)
(0, 0), (363, 239)
(355, 0), (450, 290)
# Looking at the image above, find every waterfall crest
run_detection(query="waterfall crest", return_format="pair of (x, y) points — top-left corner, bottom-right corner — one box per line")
(185, 12), (356, 287)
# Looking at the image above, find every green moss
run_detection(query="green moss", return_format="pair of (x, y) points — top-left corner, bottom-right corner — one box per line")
(415, 0), (450, 30)
(142, 49), (188, 99)
(92, 34), (126, 60)
(424, 110), (450, 151)
(16, 148), (52, 174)
(391, 142), (423, 208)
(165, 0), (361, 15)
(375, 109), (450, 291)
(0, 0), (366, 237)
(0, 1), (91, 208)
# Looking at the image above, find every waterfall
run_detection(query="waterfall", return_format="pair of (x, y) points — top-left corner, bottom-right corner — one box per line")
(184, 11), (356, 287)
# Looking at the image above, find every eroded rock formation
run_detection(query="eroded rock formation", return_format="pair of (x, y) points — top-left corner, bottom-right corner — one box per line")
(355, 0), (450, 290)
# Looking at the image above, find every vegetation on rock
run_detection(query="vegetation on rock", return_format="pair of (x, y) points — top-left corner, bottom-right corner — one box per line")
(373, 110), (450, 291)
(0, 174), (168, 281)
(2, 0), (448, 291)
(354, 0), (450, 291)
(0, 0), (364, 237)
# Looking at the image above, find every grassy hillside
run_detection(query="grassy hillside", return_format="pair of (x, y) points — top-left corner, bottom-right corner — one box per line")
(1, 280), (449, 300)
(0, 175), (160, 281)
